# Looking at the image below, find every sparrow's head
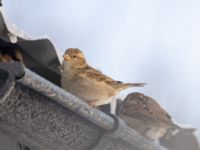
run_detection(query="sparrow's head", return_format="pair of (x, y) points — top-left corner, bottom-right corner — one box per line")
(63, 48), (86, 68)
(121, 93), (172, 121)
(117, 93), (147, 116)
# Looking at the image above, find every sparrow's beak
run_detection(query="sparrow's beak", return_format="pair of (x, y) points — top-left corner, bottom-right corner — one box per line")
(63, 54), (70, 61)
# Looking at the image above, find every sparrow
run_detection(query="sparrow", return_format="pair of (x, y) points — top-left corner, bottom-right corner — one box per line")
(61, 48), (144, 107)
(116, 92), (180, 141)
(0, 50), (22, 63)
(0, 39), (23, 63)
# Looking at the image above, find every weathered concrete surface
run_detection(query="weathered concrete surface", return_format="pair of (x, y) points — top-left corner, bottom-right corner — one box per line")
(0, 82), (101, 150)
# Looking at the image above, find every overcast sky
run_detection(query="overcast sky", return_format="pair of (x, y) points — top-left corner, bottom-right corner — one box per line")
(3, 0), (200, 130)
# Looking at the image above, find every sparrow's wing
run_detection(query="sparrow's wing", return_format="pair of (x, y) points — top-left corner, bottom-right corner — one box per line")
(122, 110), (175, 127)
(78, 65), (145, 90)
(78, 65), (120, 84)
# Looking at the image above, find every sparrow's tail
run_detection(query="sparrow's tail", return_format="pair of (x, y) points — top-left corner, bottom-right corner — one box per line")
(112, 82), (146, 91)
(126, 83), (146, 87)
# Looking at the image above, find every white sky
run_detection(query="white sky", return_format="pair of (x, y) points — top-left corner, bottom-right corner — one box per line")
(3, 0), (200, 129)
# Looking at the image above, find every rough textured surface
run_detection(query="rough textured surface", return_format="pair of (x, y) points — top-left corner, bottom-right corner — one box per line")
(0, 62), (24, 102)
(0, 68), (9, 98)
(0, 129), (21, 150)
(94, 135), (138, 150)
(0, 83), (102, 150)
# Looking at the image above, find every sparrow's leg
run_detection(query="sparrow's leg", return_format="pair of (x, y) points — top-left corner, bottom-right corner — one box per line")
(110, 97), (117, 114)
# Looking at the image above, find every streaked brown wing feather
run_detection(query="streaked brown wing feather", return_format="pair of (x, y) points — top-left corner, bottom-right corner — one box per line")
(78, 65), (145, 90)
(78, 65), (118, 84)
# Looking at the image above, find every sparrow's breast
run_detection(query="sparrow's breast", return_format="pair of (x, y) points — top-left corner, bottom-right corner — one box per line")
(61, 70), (116, 102)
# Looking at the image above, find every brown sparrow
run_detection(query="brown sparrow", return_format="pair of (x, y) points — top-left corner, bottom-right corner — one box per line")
(0, 39), (23, 63)
(116, 92), (179, 141)
(61, 48), (144, 107)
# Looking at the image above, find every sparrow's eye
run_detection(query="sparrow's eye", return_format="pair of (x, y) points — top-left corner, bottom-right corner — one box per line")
(72, 55), (76, 58)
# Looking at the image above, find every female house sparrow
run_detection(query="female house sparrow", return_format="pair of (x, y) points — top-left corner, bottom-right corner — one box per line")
(117, 93), (179, 141)
(61, 48), (144, 107)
